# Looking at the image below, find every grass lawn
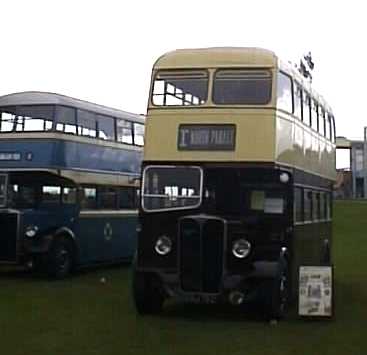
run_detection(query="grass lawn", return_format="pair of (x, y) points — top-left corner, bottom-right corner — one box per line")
(1, 200), (367, 355)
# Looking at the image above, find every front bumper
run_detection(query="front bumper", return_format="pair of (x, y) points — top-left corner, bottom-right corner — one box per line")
(146, 260), (279, 304)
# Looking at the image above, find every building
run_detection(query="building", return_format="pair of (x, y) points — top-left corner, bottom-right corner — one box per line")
(336, 131), (367, 199)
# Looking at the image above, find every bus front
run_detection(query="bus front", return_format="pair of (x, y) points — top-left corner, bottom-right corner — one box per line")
(133, 48), (292, 318)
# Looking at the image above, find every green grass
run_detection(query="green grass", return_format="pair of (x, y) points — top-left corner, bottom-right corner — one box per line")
(1, 200), (367, 355)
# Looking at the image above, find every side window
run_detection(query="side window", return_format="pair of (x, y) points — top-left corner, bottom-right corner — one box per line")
(80, 187), (97, 209)
(77, 110), (97, 138)
(55, 106), (77, 134)
(303, 93), (311, 126)
(98, 187), (118, 209)
(325, 114), (331, 140)
(304, 189), (312, 221)
(62, 187), (77, 204)
(325, 193), (331, 220)
(319, 107), (325, 137)
(330, 115), (336, 142)
(117, 119), (133, 144)
(119, 187), (138, 209)
(313, 192), (320, 220)
(277, 72), (293, 113)
(97, 115), (115, 141)
(311, 100), (318, 131)
(294, 83), (303, 120)
(133, 123), (145, 146)
(319, 192), (326, 220)
(294, 187), (303, 222)
(42, 186), (61, 204)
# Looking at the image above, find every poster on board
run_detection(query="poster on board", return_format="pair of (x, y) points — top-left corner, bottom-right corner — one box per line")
(298, 266), (333, 318)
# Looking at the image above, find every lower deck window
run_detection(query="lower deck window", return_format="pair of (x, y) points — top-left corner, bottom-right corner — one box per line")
(142, 166), (202, 211)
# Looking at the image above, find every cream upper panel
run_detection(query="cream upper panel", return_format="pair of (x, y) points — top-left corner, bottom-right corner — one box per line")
(143, 109), (276, 162)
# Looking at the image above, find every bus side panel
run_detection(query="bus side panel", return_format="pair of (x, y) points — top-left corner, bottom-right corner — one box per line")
(291, 223), (320, 296)
(76, 213), (138, 265)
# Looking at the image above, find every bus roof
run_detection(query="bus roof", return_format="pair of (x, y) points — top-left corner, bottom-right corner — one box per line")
(154, 47), (278, 69)
(0, 91), (144, 123)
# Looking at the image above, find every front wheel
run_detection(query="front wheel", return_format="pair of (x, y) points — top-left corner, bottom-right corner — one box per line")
(46, 237), (74, 279)
(132, 268), (165, 315)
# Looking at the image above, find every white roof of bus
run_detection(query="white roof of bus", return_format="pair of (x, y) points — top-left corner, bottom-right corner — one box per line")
(0, 91), (144, 123)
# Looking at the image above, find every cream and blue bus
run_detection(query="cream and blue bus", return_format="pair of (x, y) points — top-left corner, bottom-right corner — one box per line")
(0, 91), (144, 278)
(133, 48), (336, 318)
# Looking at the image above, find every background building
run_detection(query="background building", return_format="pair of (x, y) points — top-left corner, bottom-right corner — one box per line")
(336, 131), (367, 199)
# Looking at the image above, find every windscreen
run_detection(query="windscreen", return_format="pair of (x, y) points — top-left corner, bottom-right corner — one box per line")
(213, 69), (272, 105)
(0, 105), (54, 132)
(152, 71), (208, 106)
(0, 174), (7, 207)
(142, 166), (202, 211)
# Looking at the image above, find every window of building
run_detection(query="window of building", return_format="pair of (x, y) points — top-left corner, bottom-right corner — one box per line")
(133, 122), (144, 146)
(117, 119), (133, 144)
(294, 83), (303, 120)
(277, 72), (293, 113)
(294, 187), (303, 222)
(77, 110), (97, 137)
(80, 187), (97, 209)
(97, 115), (115, 141)
(55, 106), (77, 134)
(356, 148), (363, 172)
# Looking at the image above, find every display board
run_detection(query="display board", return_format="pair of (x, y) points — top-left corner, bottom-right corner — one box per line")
(298, 266), (333, 318)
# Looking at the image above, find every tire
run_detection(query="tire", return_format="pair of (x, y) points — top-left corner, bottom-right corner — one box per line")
(265, 260), (290, 320)
(46, 237), (74, 279)
(132, 264), (164, 315)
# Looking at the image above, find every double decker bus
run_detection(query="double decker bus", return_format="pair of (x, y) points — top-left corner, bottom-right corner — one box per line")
(0, 91), (144, 278)
(133, 48), (336, 318)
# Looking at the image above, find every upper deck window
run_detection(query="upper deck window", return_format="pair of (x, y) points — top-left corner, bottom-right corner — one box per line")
(213, 70), (272, 105)
(152, 71), (208, 106)
(277, 72), (293, 113)
(77, 110), (97, 138)
(0, 105), (53, 132)
(56, 106), (77, 134)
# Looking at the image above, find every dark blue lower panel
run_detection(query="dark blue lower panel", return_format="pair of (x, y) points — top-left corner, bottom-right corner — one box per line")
(76, 213), (138, 265)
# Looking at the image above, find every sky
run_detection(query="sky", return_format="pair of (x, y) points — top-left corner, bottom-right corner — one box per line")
(1, 0), (365, 168)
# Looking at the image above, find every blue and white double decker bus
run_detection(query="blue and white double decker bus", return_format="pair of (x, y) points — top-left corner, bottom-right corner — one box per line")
(0, 91), (144, 278)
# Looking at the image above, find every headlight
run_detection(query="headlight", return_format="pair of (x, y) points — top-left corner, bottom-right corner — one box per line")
(232, 239), (251, 259)
(154, 236), (172, 255)
(25, 225), (38, 238)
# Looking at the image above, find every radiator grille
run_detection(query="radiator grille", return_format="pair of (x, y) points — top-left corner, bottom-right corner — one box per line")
(180, 217), (224, 293)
